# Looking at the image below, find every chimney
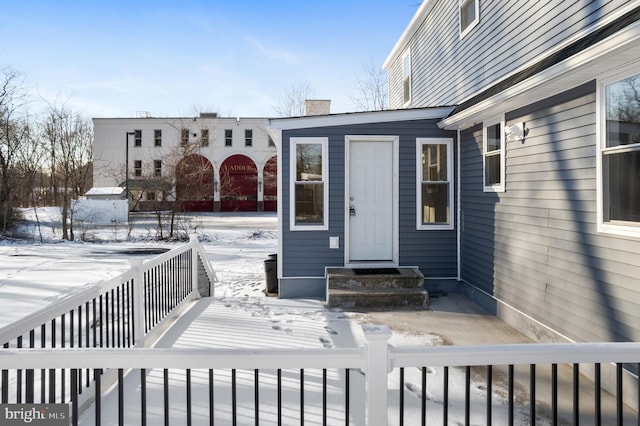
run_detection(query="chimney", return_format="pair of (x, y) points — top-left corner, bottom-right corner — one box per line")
(304, 99), (331, 116)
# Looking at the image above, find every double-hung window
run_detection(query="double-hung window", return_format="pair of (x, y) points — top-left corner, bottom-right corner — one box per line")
(417, 138), (454, 230)
(134, 160), (142, 177)
(290, 137), (328, 230)
(134, 130), (142, 147)
(154, 129), (162, 147)
(154, 160), (162, 177)
(225, 129), (233, 146)
(201, 128), (209, 146)
(245, 129), (253, 147)
(599, 67), (640, 236)
(459, 0), (479, 38)
(483, 118), (505, 192)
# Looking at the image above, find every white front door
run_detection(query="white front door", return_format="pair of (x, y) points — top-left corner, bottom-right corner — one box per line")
(348, 138), (396, 262)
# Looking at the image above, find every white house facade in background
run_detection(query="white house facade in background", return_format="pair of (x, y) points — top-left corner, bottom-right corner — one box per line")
(92, 114), (277, 212)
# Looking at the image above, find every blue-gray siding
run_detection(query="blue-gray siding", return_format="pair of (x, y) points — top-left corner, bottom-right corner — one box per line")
(388, 0), (632, 109)
(281, 119), (457, 280)
(461, 81), (640, 343)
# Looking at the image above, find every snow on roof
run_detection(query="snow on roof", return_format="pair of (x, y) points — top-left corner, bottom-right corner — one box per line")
(86, 187), (125, 195)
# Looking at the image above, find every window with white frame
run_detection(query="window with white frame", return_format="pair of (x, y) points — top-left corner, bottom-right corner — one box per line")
(459, 0), (479, 38)
(599, 68), (640, 235)
(417, 138), (454, 230)
(154, 160), (162, 177)
(402, 49), (411, 105)
(483, 119), (505, 192)
(154, 129), (162, 147)
(290, 137), (328, 230)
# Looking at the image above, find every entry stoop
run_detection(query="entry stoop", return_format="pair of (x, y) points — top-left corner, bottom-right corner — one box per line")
(326, 267), (428, 308)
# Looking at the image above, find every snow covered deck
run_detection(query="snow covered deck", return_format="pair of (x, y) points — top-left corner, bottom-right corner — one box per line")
(2, 212), (640, 424)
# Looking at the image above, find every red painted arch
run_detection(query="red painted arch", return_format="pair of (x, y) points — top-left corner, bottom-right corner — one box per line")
(263, 155), (277, 211)
(175, 154), (215, 212)
(220, 155), (258, 211)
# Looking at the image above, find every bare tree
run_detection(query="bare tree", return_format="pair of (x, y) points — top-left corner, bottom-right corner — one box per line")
(14, 122), (46, 240)
(350, 58), (389, 112)
(0, 68), (29, 232)
(273, 82), (314, 117)
(42, 100), (93, 240)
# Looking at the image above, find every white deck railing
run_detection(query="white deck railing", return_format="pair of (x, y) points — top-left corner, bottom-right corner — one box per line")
(0, 235), (216, 409)
(2, 325), (640, 425)
(2, 241), (639, 424)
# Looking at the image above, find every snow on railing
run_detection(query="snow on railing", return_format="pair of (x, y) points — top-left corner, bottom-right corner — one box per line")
(0, 235), (215, 406)
(2, 326), (640, 425)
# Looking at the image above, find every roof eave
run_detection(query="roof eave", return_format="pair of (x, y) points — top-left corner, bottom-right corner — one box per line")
(269, 107), (455, 131)
(382, 0), (438, 70)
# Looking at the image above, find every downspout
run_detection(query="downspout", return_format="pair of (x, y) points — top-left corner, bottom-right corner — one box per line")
(457, 129), (462, 281)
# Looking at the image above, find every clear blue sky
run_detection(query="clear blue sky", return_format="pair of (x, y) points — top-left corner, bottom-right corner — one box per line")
(0, 1), (419, 118)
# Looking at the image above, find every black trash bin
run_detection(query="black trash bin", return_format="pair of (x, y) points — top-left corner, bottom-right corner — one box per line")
(264, 254), (278, 294)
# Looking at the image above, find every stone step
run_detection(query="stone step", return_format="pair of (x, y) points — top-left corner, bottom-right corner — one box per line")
(327, 267), (424, 290)
(326, 267), (427, 308)
(326, 288), (428, 309)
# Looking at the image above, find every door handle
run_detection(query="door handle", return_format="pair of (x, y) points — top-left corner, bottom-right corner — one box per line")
(350, 206), (356, 216)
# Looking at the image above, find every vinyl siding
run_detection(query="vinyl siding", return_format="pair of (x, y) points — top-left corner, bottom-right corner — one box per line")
(281, 119), (457, 279)
(461, 81), (640, 343)
(388, 0), (634, 109)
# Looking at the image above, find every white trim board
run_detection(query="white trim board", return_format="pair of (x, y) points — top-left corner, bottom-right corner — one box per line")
(269, 107), (454, 131)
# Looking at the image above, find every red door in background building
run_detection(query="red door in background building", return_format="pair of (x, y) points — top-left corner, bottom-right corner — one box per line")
(175, 154), (215, 212)
(220, 155), (258, 211)
(263, 156), (277, 211)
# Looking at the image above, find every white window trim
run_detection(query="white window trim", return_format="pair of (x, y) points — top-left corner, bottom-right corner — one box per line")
(483, 117), (506, 192)
(402, 49), (411, 106)
(596, 62), (640, 238)
(416, 138), (454, 230)
(289, 137), (329, 231)
(459, 0), (479, 39)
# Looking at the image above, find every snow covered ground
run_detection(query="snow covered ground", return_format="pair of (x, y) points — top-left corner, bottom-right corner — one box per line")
(0, 208), (544, 425)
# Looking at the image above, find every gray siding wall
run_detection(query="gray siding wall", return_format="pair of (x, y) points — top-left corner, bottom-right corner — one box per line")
(461, 81), (640, 343)
(281, 119), (457, 280)
(388, 0), (632, 109)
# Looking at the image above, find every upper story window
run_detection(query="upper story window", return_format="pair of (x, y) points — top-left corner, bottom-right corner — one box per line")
(154, 160), (162, 177)
(598, 66), (640, 237)
(483, 118), (505, 192)
(154, 129), (162, 147)
(225, 129), (233, 146)
(459, 0), (479, 38)
(290, 137), (328, 230)
(245, 129), (253, 147)
(201, 128), (209, 146)
(134, 160), (142, 177)
(402, 49), (411, 106)
(134, 130), (142, 147)
(181, 128), (189, 145)
(416, 138), (454, 230)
